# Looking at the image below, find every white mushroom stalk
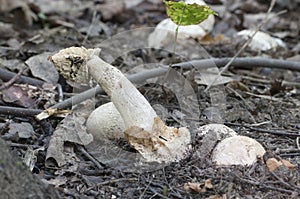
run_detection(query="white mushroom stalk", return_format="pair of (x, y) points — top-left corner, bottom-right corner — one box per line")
(50, 47), (191, 163)
(87, 54), (157, 131)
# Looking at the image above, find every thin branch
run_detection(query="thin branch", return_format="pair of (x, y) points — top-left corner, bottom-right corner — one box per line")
(20, 57), (290, 117)
(270, 171), (295, 190)
(225, 122), (300, 138)
(0, 68), (45, 87)
(234, 173), (299, 194)
(7, 142), (41, 149)
(148, 186), (171, 199)
(49, 57), (300, 111)
(172, 57), (300, 71)
(0, 106), (42, 117)
(261, 184), (298, 194)
(140, 177), (154, 199)
(279, 153), (300, 157)
(0, 68), (26, 90)
(95, 177), (138, 187)
(76, 144), (104, 170)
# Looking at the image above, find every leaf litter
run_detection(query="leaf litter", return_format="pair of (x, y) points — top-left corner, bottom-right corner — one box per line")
(0, 0), (299, 198)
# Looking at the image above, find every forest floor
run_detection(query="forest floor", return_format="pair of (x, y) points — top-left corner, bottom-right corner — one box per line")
(0, 0), (299, 198)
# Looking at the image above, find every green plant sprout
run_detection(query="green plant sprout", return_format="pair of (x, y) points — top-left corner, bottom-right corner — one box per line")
(164, 0), (217, 25)
(163, 0), (218, 61)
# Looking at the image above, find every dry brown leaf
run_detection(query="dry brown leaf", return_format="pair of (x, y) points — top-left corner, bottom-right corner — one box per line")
(204, 179), (214, 189)
(266, 158), (282, 171)
(199, 34), (226, 45)
(184, 179), (214, 193)
(2, 85), (35, 108)
(227, 81), (250, 92)
(26, 52), (59, 84)
(2, 83), (56, 108)
(266, 158), (295, 171)
(46, 100), (94, 167)
(23, 146), (44, 172)
(0, 0), (24, 12)
(184, 182), (202, 193)
(281, 159), (295, 171)
(195, 67), (235, 86)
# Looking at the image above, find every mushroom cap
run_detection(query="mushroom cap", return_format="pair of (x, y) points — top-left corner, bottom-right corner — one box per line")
(197, 124), (237, 137)
(212, 135), (266, 166)
(86, 102), (125, 141)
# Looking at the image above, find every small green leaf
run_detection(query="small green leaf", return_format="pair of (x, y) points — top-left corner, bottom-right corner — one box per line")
(163, 0), (218, 26)
(38, 12), (47, 20)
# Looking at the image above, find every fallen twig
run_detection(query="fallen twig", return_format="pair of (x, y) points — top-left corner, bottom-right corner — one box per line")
(147, 186), (170, 199)
(2, 56), (296, 97)
(0, 68), (27, 90)
(261, 184), (299, 195)
(49, 57), (300, 111)
(0, 68), (44, 87)
(270, 171), (295, 190)
(172, 57), (300, 71)
(234, 173), (300, 195)
(97, 177), (139, 186)
(0, 106), (42, 117)
(279, 153), (300, 157)
(225, 122), (300, 138)
(84, 177), (138, 193)
(7, 142), (41, 149)
(76, 144), (104, 170)
(237, 75), (300, 88)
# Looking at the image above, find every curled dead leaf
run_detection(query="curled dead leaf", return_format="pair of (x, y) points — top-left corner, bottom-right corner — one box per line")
(184, 179), (213, 193)
(281, 159), (295, 171)
(184, 182), (202, 193)
(204, 179), (214, 189)
(266, 158), (281, 171)
(46, 100), (94, 167)
(266, 158), (295, 171)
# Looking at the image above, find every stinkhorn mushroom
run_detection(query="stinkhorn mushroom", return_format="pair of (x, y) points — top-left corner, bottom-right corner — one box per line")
(196, 124), (266, 166)
(50, 47), (191, 163)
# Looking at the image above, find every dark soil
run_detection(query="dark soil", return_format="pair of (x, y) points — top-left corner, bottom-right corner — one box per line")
(0, 0), (299, 198)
